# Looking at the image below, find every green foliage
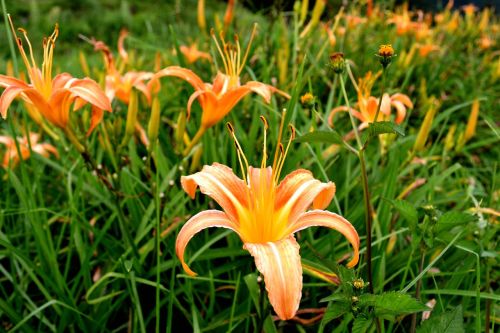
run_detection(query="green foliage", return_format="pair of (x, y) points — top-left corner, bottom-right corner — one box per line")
(417, 306), (464, 333)
(0, 0), (498, 332)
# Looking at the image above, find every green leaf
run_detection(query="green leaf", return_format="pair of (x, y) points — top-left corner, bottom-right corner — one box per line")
(417, 306), (464, 333)
(320, 292), (348, 303)
(367, 121), (405, 137)
(351, 316), (373, 333)
(359, 292), (428, 317)
(243, 273), (261, 316)
(391, 199), (418, 230)
(435, 211), (476, 233)
(321, 301), (351, 325)
(295, 130), (344, 145)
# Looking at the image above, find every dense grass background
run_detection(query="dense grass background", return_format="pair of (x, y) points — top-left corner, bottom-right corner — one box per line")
(0, 0), (498, 332)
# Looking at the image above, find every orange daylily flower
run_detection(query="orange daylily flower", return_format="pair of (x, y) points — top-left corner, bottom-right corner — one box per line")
(90, 29), (155, 105)
(179, 43), (212, 64)
(0, 132), (58, 168)
(0, 17), (111, 136)
(329, 72), (413, 131)
(148, 24), (290, 130)
(418, 44), (440, 57)
(176, 123), (359, 320)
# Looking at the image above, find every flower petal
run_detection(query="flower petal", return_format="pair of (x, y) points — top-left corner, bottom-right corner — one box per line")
(246, 81), (291, 100)
(66, 78), (112, 112)
(391, 100), (407, 124)
(0, 74), (30, 89)
(286, 210), (360, 268)
(181, 163), (248, 222)
(328, 106), (364, 127)
(86, 106), (104, 136)
(391, 93), (413, 109)
(147, 66), (205, 93)
(176, 210), (238, 276)
(276, 170), (336, 224)
(0, 86), (26, 119)
(244, 235), (302, 320)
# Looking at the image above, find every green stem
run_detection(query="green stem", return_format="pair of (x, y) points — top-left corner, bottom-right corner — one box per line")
(410, 249), (426, 333)
(373, 68), (386, 123)
(154, 145), (161, 333)
(358, 148), (374, 295)
(183, 126), (206, 156)
(339, 75), (362, 149)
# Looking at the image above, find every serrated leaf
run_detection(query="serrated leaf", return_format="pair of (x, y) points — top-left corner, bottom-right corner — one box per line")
(351, 316), (373, 333)
(417, 305), (464, 333)
(359, 292), (428, 317)
(435, 211), (476, 233)
(295, 130), (344, 145)
(391, 199), (418, 230)
(322, 301), (351, 325)
(367, 121), (405, 137)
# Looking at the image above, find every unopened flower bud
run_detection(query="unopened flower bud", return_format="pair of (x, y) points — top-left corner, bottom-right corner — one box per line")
(329, 52), (345, 74)
(353, 278), (365, 289)
(377, 44), (395, 68)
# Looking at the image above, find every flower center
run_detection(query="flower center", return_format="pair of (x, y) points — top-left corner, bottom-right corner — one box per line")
(226, 113), (295, 243)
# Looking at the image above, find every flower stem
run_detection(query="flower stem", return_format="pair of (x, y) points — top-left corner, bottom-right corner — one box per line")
(410, 249), (426, 333)
(183, 126), (206, 156)
(358, 148), (374, 295)
(339, 75), (362, 150)
(373, 68), (386, 123)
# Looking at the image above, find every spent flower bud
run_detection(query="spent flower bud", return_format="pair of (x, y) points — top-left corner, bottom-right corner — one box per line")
(329, 52), (345, 74)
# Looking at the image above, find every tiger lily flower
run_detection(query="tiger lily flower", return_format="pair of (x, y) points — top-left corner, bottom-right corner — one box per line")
(90, 29), (154, 105)
(0, 132), (58, 168)
(0, 16), (111, 136)
(329, 72), (413, 133)
(176, 120), (359, 320)
(179, 43), (212, 64)
(148, 24), (290, 153)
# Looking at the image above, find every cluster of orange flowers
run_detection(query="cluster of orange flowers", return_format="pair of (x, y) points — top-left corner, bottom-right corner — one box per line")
(0, 15), (359, 321)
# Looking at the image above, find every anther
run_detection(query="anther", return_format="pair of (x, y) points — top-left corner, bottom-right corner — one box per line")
(226, 122), (235, 134)
(288, 125), (296, 140)
(278, 143), (284, 155)
(210, 28), (215, 36)
(259, 116), (268, 130)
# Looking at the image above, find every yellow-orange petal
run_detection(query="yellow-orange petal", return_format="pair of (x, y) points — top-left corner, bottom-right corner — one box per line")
(66, 78), (112, 112)
(0, 74), (30, 89)
(187, 89), (217, 123)
(118, 29), (129, 63)
(391, 93), (413, 109)
(0, 86), (26, 119)
(176, 210), (238, 276)
(244, 235), (302, 320)
(86, 106), (104, 136)
(391, 100), (407, 124)
(247, 166), (273, 196)
(181, 163), (248, 222)
(286, 210), (360, 268)
(147, 66), (205, 93)
(328, 106), (364, 127)
(276, 170), (336, 224)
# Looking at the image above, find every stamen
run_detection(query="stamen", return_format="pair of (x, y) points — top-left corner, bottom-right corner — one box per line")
(260, 116), (268, 168)
(272, 108), (287, 171)
(226, 122), (249, 182)
(18, 28), (38, 70)
(275, 125), (295, 183)
(239, 23), (257, 76)
(211, 29), (230, 75)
